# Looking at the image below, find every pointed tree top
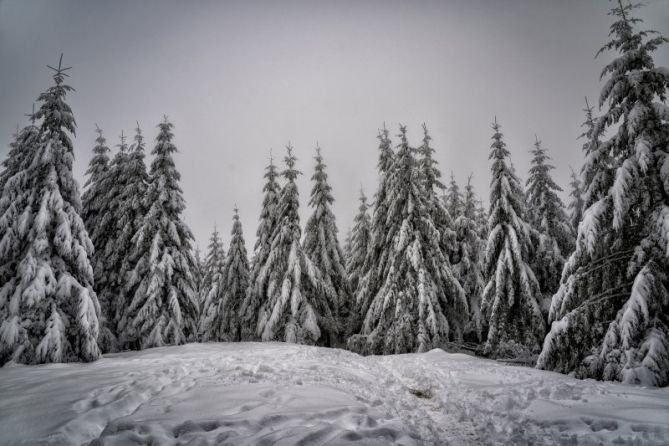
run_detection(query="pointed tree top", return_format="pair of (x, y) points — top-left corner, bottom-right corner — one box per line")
(25, 104), (37, 124)
(46, 53), (72, 85)
(534, 134), (542, 148)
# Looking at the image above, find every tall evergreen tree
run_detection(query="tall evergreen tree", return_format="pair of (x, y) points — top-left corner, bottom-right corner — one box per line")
(350, 126), (466, 355)
(418, 124), (457, 266)
(200, 225), (225, 308)
(122, 117), (198, 349)
(351, 125), (395, 336)
(0, 56), (101, 365)
(81, 126), (114, 350)
(525, 136), (573, 300)
(97, 124), (150, 351)
(455, 175), (486, 343)
(303, 147), (351, 343)
(240, 154), (280, 340)
(482, 118), (545, 358)
(538, 2), (669, 386)
(82, 126), (111, 236)
(445, 172), (464, 221)
(92, 131), (130, 351)
(198, 225), (224, 338)
(567, 166), (585, 238)
(346, 189), (371, 298)
(201, 207), (249, 342)
(193, 246), (205, 314)
(256, 145), (338, 345)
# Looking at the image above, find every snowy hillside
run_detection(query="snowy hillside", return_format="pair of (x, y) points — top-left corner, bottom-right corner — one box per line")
(0, 343), (667, 445)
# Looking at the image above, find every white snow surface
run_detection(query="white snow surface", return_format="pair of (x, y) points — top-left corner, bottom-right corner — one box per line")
(0, 342), (668, 445)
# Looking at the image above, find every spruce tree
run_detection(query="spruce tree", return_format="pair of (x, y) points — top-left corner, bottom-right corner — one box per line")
(92, 131), (130, 351)
(81, 126), (115, 350)
(193, 246), (205, 311)
(240, 154), (280, 340)
(350, 125), (395, 336)
(538, 2), (669, 386)
(525, 136), (573, 301)
(98, 124), (150, 350)
(418, 124), (457, 266)
(303, 147), (351, 343)
(82, 126), (111, 235)
(350, 126), (466, 354)
(0, 56), (101, 365)
(200, 225), (225, 308)
(256, 145), (338, 345)
(567, 166), (585, 238)
(455, 175), (485, 343)
(445, 172), (464, 221)
(201, 207), (249, 342)
(198, 225), (225, 339)
(122, 117), (198, 349)
(346, 189), (371, 298)
(482, 118), (545, 358)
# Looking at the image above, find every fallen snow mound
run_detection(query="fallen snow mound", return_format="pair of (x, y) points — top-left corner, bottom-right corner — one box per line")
(0, 342), (667, 445)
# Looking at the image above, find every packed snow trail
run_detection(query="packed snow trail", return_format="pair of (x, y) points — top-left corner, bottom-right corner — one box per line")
(0, 343), (667, 445)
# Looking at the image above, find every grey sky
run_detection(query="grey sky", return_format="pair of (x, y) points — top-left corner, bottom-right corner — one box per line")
(1, 0), (668, 250)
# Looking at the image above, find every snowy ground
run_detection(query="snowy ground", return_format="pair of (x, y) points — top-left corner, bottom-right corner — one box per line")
(0, 343), (667, 445)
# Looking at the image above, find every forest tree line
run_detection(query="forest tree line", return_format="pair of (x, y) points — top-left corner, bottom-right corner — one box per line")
(0, 2), (667, 386)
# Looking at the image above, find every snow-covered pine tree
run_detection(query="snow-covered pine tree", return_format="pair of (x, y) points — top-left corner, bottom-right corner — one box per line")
(350, 125), (395, 337)
(240, 154), (280, 340)
(91, 131), (130, 350)
(122, 117), (198, 349)
(81, 125), (115, 350)
(418, 124), (457, 267)
(256, 145), (338, 346)
(82, 126), (111, 235)
(201, 207), (250, 342)
(95, 124), (150, 351)
(199, 225), (225, 312)
(482, 118), (545, 358)
(197, 225), (225, 338)
(350, 126), (467, 355)
(445, 172), (464, 222)
(303, 147), (351, 344)
(455, 175), (485, 343)
(346, 189), (371, 300)
(537, 2), (669, 386)
(567, 166), (585, 239)
(525, 136), (574, 302)
(0, 56), (101, 365)
(193, 246), (205, 310)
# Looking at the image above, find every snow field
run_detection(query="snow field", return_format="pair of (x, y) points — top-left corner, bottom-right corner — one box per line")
(0, 342), (667, 445)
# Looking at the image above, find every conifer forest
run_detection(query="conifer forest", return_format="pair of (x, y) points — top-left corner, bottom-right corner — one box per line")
(0, 1), (668, 445)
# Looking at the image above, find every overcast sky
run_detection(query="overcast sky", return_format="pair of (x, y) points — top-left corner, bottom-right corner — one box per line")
(1, 0), (668, 250)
